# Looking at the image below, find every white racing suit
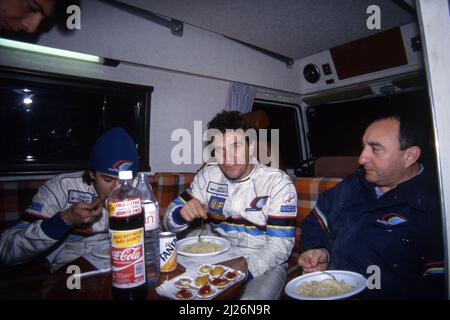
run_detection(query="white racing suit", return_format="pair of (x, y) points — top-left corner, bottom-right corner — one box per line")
(0, 171), (109, 271)
(164, 161), (297, 299)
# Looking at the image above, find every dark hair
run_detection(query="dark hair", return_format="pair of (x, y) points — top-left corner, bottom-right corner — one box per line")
(207, 110), (251, 132)
(206, 110), (255, 151)
(82, 169), (95, 186)
(372, 111), (426, 151)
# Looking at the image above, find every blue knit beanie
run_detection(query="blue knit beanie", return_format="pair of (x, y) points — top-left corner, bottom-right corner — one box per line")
(89, 127), (139, 175)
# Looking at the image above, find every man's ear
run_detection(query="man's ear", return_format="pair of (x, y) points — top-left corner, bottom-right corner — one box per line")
(404, 146), (421, 168)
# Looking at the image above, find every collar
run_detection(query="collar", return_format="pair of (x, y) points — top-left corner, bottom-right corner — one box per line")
(227, 158), (260, 184)
(374, 163), (424, 199)
(359, 164), (436, 212)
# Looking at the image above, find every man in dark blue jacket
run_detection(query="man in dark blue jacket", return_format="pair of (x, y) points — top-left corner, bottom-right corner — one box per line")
(298, 112), (445, 299)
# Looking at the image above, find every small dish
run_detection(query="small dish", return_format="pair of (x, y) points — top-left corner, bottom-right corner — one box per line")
(197, 264), (213, 275)
(174, 288), (194, 300)
(192, 274), (210, 288)
(209, 265), (227, 278)
(223, 269), (243, 282)
(195, 284), (218, 299)
(210, 277), (230, 289)
(174, 277), (193, 289)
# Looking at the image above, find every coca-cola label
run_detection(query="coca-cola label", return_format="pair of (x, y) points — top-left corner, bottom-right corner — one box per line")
(143, 203), (159, 231)
(110, 228), (145, 288)
(108, 197), (142, 218)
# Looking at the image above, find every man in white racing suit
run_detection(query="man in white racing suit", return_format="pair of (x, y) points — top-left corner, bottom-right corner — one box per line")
(0, 127), (139, 271)
(164, 111), (297, 299)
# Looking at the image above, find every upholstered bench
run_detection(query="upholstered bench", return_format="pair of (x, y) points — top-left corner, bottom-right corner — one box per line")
(0, 174), (342, 277)
(286, 177), (342, 279)
(0, 179), (49, 230)
(148, 173), (195, 215)
(0, 173), (196, 231)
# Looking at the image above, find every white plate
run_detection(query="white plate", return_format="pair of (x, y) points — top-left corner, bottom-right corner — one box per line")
(284, 270), (367, 300)
(91, 241), (111, 259)
(177, 236), (231, 258)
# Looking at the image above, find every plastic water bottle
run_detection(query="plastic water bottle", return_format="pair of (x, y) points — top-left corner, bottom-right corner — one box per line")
(136, 172), (160, 285)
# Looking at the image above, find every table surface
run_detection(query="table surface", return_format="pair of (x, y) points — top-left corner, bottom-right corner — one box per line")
(39, 255), (248, 300)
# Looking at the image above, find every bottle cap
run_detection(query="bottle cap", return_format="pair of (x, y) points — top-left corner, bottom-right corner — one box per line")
(118, 170), (133, 180)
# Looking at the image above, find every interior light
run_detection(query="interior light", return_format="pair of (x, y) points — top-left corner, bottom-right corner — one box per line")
(23, 97), (32, 105)
(0, 38), (119, 66)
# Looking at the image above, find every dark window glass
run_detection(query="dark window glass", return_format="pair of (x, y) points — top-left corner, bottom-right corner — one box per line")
(0, 68), (152, 175)
(306, 89), (433, 158)
(252, 100), (303, 170)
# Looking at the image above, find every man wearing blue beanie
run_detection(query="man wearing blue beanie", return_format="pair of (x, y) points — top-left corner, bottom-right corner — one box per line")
(0, 127), (139, 270)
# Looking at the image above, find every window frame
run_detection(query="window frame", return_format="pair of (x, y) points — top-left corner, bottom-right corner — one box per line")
(0, 66), (153, 176)
(251, 98), (306, 170)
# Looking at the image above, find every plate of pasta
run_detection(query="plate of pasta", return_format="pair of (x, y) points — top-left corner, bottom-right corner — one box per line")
(177, 236), (231, 258)
(284, 270), (367, 300)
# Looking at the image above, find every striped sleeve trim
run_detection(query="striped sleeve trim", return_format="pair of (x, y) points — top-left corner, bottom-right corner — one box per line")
(266, 225), (296, 237)
(267, 215), (296, 227)
(423, 261), (445, 277)
(313, 206), (329, 230)
(266, 215), (296, 237)
(423, 267), (445, 276)
(172, 189), (193, 206)
(212, 221), (266, 236)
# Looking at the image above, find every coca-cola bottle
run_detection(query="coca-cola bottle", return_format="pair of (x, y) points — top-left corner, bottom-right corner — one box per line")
(107, 170), (147, 300)
(136, 173), (160, 286)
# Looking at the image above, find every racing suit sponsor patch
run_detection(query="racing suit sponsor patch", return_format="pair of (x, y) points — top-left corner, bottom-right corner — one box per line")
(208, 195), (226, 215)
(280, 205), (296, 212)
(376, 213), (408, 226)
(207, 182), (228, 196)
(28, 201), (44, 213)
(245, 196), (269, 211)
(68, 190), (95, 204)
(283, 192), (296, 205)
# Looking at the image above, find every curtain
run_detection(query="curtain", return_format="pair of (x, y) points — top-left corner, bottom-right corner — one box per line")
(225, 82), (257, 113)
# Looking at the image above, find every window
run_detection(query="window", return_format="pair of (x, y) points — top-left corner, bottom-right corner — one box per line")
(252, 100), (303, 171)
(306, 89), (433, 158)
(0, 67), (152, 175)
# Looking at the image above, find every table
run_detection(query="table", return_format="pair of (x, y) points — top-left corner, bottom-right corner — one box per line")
(40, 256), (248, 300)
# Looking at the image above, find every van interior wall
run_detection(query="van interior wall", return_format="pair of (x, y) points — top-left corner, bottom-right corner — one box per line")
(0, 48), (230, 173)
(34, 0), (301, 93)
(0, 0), (307, 174)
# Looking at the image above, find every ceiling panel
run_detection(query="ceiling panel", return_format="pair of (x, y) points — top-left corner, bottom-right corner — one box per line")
(117, 0), (416, 59)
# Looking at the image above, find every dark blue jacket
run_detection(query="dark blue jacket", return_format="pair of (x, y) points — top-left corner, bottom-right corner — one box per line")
(301, 166), (445, 299)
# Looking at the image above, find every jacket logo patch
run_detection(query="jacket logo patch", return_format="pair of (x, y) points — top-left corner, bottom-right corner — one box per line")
(283, 192), (296, 205)
(208, 196), (226, 215)
(28, 201), (44, 213)
(68, 190), (95, 204)
(111, 160), (133, 172)
(377, 213), (408, 226)
(207, 182), (228, 196)
(281, 205), (296, 213)
(245, 196), (269, 211)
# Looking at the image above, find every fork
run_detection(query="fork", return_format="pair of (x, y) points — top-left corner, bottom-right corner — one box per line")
(312, 265), (337, 280)
(198, 217), (204, 243)
(197, 204), (208, 243)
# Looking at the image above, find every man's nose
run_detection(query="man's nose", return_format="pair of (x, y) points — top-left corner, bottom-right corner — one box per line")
(225, 150), (235, 164)
(358, 148), (370, 165)
(21, 14), (44, 33)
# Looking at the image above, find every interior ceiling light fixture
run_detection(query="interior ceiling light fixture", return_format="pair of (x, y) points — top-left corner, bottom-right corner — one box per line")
(0, 38), (119, 66)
